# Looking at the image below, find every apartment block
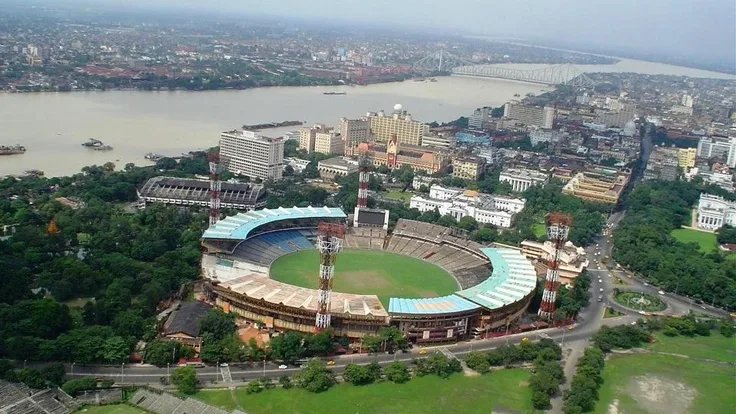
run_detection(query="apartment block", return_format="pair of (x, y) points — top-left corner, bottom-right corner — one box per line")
(503, 101), (554, 129)
(220, 130), (284, 181)
(367, 108), (429, 146)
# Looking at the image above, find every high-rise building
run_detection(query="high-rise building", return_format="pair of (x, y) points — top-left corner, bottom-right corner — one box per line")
(299, 124), (330, 153)
(220, 130), (284, 181)
(643, 146), (679, 181)
(678, 147), (697, 169)
(503, 101), (554, 129)
(338, 118), (371, 150)
(469, 106), (491, 129)
(367, 106), (429, 146)
(593, 104), (636, 128)
(314, 130), (345, 155)
(697, 136), (736, 167)
(681, 93), (694, 108)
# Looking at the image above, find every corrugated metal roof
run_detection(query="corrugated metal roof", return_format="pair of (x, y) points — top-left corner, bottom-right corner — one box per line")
(388, 295), (479, 315)
(202, 206), (346, 240)
(454, 247), (537, 310)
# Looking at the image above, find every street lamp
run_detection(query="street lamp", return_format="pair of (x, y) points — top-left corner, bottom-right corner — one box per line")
(71, 362), (75, 379)
(167, 363), (170, 381)
(121, 363), (125, 384)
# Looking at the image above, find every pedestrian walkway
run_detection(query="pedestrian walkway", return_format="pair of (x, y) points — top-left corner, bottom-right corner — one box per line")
(220, 365), (233, 383)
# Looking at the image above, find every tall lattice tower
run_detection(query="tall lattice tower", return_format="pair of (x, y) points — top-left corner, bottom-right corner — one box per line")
(208, 151), (222, 228)
(315, 222), (345, 330)
(538, 212), (573, 320)
(357, 155), (370, 209)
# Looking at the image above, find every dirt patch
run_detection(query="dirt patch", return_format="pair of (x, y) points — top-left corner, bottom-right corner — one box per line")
(339, 270), (389, 289)
(626, 375), (696, 414)
(607, 399), (619, 414)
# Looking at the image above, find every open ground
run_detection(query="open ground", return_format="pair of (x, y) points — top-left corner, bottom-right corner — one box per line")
(193, 369), (533, 414)
(596, 334), (736, 414)
(670, 228), (718, 253)
(270, 250), (459, 307)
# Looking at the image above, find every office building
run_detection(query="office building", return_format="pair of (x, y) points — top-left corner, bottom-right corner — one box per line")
(499, 168), (549, 192)
(299, 124), (330, 153)
(452, 157), (486, 181)
(678, 147), (697, 169)
(317, 157), (359, 180)
(409, 185), (525, 228)
(421, 133), (455, 149)
(503, 101), (554, 129)
(346, 136), (450, 174)
(562, 168), (631, 204)
(697, 136), (736, 168)
(367, 106), (429, 146)
(696, 193), (736, 230)
(339, 117), (371, 149)
(469, 106), (491, 129)
(220, 130), (284, 181)
(529, 128), (566, 146)
(314, 130), (344, 155)
(477, 147), (502, 167)
(681, 94), (694, 108)
(594, 104), (636, 128)
(643, 146), (679, 181)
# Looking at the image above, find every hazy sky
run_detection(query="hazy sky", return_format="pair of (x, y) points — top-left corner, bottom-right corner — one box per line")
(26, 0), (736, 67)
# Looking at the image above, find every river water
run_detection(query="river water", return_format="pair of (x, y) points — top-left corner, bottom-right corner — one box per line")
(0, 57), (733, 177)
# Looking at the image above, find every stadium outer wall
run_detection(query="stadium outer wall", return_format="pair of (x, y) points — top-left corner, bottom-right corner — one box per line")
(201, 210), (536, 343)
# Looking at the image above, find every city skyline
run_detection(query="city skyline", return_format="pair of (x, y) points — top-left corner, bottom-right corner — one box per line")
(19, 0), (736, 71)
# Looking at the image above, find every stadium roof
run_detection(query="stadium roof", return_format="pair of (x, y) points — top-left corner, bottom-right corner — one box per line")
(455, 248), (537, 310)
(218, 273), (388, 318)
(388, 295), (479, 315)
(202, 206), (346, 240)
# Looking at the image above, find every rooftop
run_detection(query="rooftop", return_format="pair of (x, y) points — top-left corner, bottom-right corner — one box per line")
(388, 294), (479, 315)
(202, 206), (346, 240)
(219, 273), (388, 318)
(163, 301), (212, 338)
(455, 248), (537, 309)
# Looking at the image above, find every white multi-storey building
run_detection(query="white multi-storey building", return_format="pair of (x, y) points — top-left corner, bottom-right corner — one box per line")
(499, 168), (549, 192)
(409, 185), (526, 228)
(503, 101), (554, 129)
(529, 128), (567, 146)
(697, 136), (736, 168)
(220, 130), (284, 181)
(696, 193), (736, 230)
(367, 106), (429, 146)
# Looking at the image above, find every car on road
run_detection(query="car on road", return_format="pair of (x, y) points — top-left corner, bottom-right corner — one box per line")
(598, 279), (602, 283)
(638, 310), (646, 315)
(658, 290), (665, 295)
(599, 288), (604, 292)
(568, 325), (575, 330)
(700, 305), (707, 310)
(327, 360), (336, 366)
(643, 282), (649, 286)
(597, 295), (603, 302)
(278, 364), (288, 369)
(418, 348), (428, 355)
(220, 363), (229, 367)
(521, 337), (529, 343)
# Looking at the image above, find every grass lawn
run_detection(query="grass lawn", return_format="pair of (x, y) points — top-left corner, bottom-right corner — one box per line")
(595, 353), (735, 414)
(75, 405), (148, 414)
(647, 332), (736, 363)
(532, 223), (546, 238)
(613, 291), (666, 311)
(670, 228), (718, 253)
(383, 189), (413, 203)
(270, 250), (458, 307)
(194, 370), (533, 414)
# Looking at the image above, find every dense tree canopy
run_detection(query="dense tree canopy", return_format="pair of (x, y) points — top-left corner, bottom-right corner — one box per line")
(612, 180), (736, 309)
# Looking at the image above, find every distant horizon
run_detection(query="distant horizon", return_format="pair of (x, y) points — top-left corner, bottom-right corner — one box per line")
(3, 0), (735, 74)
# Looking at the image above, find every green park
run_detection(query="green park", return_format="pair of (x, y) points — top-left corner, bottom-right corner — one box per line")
(613, 291), (667, 312)
(670, 228), (718, 253)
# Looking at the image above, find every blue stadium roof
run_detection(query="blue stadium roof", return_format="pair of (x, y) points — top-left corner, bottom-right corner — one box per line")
(387, 247), (537, 316)
(388, 295), (479, 315)
(455, 248), (537, 310)
(202, 206), (346, 240)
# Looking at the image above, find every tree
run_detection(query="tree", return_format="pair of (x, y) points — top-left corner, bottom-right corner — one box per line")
(245, 379), (262, 394)
(716, 224), (736, 244)
(305, 329), (334, 355)
(61, 377), (97, 396)
(293, 359), (335, 393)
(259, 376), (275, 389)
(343, 363), (373, 385)
(198, 309), (236, 342)
(40, 363), (66, 386)
(144, 340), (179, 366)
(171, 366), (197, 394)
(279, 375), (292, 389)
(464, 351), (490, 374)
(155, 158), (178, 170)
(532, 390), (551, 410)
(384, 361), (410, 383)
(102, 336), (130, 363)
(270, 332), (305, 363)
(458, 216), (479, 232)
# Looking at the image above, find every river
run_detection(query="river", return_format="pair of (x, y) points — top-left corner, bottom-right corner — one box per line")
(0, 57), (733, 178)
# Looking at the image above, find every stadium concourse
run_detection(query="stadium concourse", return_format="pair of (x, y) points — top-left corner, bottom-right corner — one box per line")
(200, 207), (537, 344)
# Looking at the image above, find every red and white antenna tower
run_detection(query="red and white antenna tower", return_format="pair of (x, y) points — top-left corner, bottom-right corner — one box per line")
(315, 222), (345, 331)
(538, 212), (573, 321)
(357, 156), (370, 209)
(208, 151), (222, 228)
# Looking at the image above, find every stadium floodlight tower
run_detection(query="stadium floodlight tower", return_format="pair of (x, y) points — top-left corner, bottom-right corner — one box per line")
(538, 212), (573, 321)
(356, 155), (370, 210)
(207, 151), (222, 228)
(315, 222), (346, 331)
